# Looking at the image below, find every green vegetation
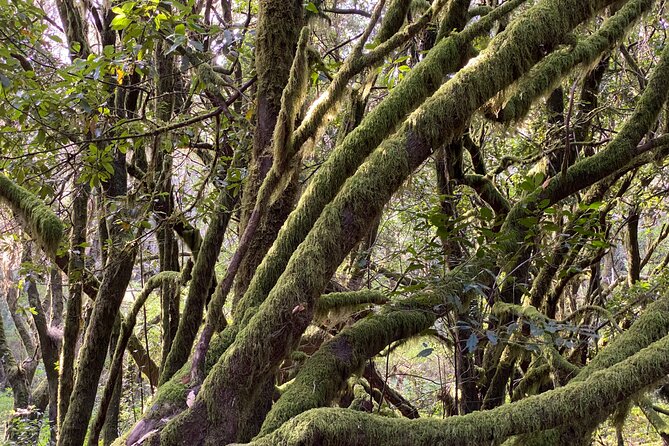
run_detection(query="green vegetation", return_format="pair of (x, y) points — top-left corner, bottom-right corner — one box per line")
(1, 0), (669, 445)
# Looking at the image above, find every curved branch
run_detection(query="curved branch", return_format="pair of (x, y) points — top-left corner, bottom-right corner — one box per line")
(246, 326), (669, 446)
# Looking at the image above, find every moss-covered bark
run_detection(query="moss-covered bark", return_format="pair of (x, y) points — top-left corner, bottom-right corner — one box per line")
(57, 226), (138, 446)
(314, 290), (389, 319)
(510, 291), (669, 445)
(494, 0), (652, 123)
(156, 1), (618, 443)
(259, 290), (457, 436)
(233, 0), (524, 324)
(0, 175), (64, 255)
(245, 328), (669, 446)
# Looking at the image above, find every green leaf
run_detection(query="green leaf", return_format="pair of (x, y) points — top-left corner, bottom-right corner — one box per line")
(305, 2), (319, 13)
(479, 206), (493, 221)
(111, 15), (131, 30)
(416, 347), (434, 358)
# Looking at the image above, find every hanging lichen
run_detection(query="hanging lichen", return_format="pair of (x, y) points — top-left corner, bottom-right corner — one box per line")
(494, 0), (653, 123)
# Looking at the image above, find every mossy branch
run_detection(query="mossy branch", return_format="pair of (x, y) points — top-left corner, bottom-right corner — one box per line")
(246, 329), (669, 446)
(315, 290), (389, 318)
(499, 46), (669, 261)
(292, 0), (451, 151)
(89, 271), (181, 445)
(376, 0), (412, 43)
(460, 174), (511, 216)
(0, 174), (64, 255)
(273, 26), (312, 172)
(514, 292), (669, 445)
(259, 289), (454, 436)
(494, 0), (653, 123)
(235, 0), (524, 323)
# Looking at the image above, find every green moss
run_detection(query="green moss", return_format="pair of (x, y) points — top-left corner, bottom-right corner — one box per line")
(0, 174), (64, 254)
(315, 290), (388, 319)
(515, 294), (669, 445)
(537, 38), (669, 205)
(377, 0), (412, 43)
(250, 329), (669, 446)
(437, 0), (472, 41)
(495, 0), (653, 123)
(493, 302), (547, 322)
(236, 0), (524, 322)
(258, 286), (464, 437)
(273, 26), (311, 171)
(512, 363), (551, 401)
(255, 0), (303, 109)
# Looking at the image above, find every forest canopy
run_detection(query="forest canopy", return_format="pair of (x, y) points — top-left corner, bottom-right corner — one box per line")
(0, 0), (669, 445)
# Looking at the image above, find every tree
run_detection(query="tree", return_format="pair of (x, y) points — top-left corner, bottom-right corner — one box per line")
(0, 0), (669, 444)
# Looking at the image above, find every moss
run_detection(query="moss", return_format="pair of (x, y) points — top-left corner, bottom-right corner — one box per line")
(493, 302), (547, 322)
(516, 293), (669, 445)
(377, 0), (412, 43)
(258, 286), (463, 437)
(495, 0), (653, 123)
(197, 63), (229, 91)
(236, 0), (524, 322)
(160, 187), (236, 384)
(501, 38), (669, 273)
(273, 26), (311, 171)
(249, 330), (669, 446)
(255, 0), (304, 109)
(0, 174), (64, 255)
(315, 290), (388, 319)
(545, 44), (669, 202)
(164, 0), (619, 442)
(512, 363), (551, 401)
(461, 174), (511, 215)
(437, 0), (472, 41)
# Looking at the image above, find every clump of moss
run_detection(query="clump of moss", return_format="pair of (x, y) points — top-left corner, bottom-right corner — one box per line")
(315, 290), (388, 319)
(0, 174), (63, 254)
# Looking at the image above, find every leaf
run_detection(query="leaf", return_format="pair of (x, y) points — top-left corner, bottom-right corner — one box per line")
(466, 333), (479, 353)
(479, 206), (493, 221)
(0, 74), (11, 90)
(416, 347), (433, 358)
(485, 330), (498, 345)
(186, 390), (196, 407)
(305, 2), (319, 13)
(111, 15), (131, 31)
